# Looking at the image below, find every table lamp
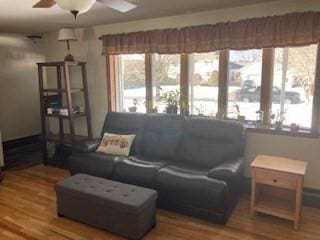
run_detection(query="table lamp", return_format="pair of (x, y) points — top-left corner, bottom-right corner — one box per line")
(58, 28), (78, 62)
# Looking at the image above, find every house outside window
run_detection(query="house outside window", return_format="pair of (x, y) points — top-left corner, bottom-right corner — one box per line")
(189, 52), (219, 116)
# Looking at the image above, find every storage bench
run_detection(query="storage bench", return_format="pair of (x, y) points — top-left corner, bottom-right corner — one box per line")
(55, 174), (157, 240)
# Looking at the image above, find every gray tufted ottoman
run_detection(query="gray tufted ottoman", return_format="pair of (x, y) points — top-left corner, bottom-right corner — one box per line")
(55, 174), (157, 240)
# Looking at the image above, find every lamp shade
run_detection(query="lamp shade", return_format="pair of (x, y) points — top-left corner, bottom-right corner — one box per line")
(55, 0), (96, 14)
(58, 28), (77, 42)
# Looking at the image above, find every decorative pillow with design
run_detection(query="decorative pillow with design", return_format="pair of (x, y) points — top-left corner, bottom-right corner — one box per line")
(96, 133), (136, 156)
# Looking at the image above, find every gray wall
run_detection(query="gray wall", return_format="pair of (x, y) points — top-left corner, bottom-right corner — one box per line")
(0, 33), (44, 142)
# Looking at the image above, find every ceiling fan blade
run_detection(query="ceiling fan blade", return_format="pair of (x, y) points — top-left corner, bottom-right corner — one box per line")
(33, 0), (56, 8)
(97, 0), (137, 12)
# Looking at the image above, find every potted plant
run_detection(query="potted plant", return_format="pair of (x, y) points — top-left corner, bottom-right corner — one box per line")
(160, 90), (180, 114)
(233, 104), (245, 122)
(255, 110), (264, 128)
(128, 99), (138, 113)
(275, 110), (285, 130)
(180, 95), (189, 117)
(291, 123), (300, 132)
(195, 106), (204, 116)
(150, 106), (158, 113)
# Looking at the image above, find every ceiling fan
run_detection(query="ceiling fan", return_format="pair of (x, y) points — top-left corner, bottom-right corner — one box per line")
(33, 0), (137, 18)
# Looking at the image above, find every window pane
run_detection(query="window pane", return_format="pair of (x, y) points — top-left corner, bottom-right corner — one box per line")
(228, 49), (263, 120)
(272, 45), (317, 129)
(190, 52), (219, 116)
(118, 54), (146, 113)
(152, 54), (181, 113)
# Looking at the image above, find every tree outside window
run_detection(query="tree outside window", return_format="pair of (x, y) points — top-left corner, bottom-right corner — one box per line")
(118, 54), (146, 113)
(152, 54), (181, 113)
(272, 45), (317, 129)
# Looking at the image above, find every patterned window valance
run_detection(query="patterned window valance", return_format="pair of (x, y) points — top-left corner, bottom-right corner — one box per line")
(101, 11), (320, 55)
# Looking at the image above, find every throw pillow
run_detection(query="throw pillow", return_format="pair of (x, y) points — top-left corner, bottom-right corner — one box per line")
(96, 133), (136, 156)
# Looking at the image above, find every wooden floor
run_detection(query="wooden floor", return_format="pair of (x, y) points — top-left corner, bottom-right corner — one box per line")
(0, 165), (319, 240)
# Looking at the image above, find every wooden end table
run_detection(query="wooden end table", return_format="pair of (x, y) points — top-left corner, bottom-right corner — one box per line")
(250, 155), (307, 230)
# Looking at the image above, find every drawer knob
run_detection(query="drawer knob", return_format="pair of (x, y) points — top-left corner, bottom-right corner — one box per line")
(273, 179), (278, 183)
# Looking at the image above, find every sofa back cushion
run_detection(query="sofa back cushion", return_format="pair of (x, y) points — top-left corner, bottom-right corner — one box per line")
(179, 117), (245, 168)
(141, 114), (186, 160)
(102, 112), (146, 155)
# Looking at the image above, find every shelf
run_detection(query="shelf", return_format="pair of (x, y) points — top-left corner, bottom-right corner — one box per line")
(43, 88), (84, 94)
(45, 112), (87, 119)
(254, 192), (295, 220)
(37, 61), (86, 67)
(38, 61), (92, 165)
(46, 134), (90, 145)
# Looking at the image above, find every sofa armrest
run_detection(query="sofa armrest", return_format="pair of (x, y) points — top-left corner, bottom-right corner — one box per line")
(73, 139), (101, 153)
(208, 157), (244, 181)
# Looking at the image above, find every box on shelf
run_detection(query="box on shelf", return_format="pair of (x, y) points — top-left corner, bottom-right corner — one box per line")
(59, 106), (80, 116)
(47, 106), (81, 116)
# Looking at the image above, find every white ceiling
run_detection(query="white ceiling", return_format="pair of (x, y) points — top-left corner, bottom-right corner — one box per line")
(0, 0), (276, 33)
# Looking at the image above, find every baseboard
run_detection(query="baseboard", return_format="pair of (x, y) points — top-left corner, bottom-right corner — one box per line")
(3, 135), (41, 152)
(303, 188), (320, 208)
(242, 177), (320, 209)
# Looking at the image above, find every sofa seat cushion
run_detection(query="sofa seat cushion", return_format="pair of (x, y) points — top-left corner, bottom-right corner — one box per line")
(156, 164), (227, 211)
(68, 152), (124, 178)
(157, 163), (210, 176)
(114, 156), (170, 189)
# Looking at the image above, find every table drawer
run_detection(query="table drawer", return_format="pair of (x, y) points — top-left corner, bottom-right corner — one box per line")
(255, 168), (298, 190)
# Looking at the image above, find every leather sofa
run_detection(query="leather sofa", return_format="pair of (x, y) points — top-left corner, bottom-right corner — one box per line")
(68, 112), (245, 223)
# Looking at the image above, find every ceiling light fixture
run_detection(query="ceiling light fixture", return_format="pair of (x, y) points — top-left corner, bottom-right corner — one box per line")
(55, 0), (96, 19)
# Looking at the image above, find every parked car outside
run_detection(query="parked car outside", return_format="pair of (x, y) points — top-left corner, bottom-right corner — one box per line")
(242, 80), (256, 89)
(235, 86), (303, 104)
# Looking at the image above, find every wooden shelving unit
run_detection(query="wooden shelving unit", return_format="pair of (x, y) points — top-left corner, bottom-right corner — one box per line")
(37, 61), (93, 165)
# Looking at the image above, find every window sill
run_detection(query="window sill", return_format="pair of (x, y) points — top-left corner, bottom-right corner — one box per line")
(199, 116), (318, 139)
(246, 125), (318, 139)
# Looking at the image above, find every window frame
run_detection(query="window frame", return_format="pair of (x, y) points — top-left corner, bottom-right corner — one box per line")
(269, 45), (318, 133)
(106, 43), (320, 138)
(115, 54), (147, 113)
(226, 48), (264, 121)
(188, 51), (220, 117)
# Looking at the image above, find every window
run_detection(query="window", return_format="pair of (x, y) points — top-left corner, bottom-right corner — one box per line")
(190, 52), (219, 116)
(109, 44), (320, 137)
(152, 54), (181, 113)
(227, 49), (263, 120)
(272, 45), (317, 129)
(118, 54), (146, 113)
